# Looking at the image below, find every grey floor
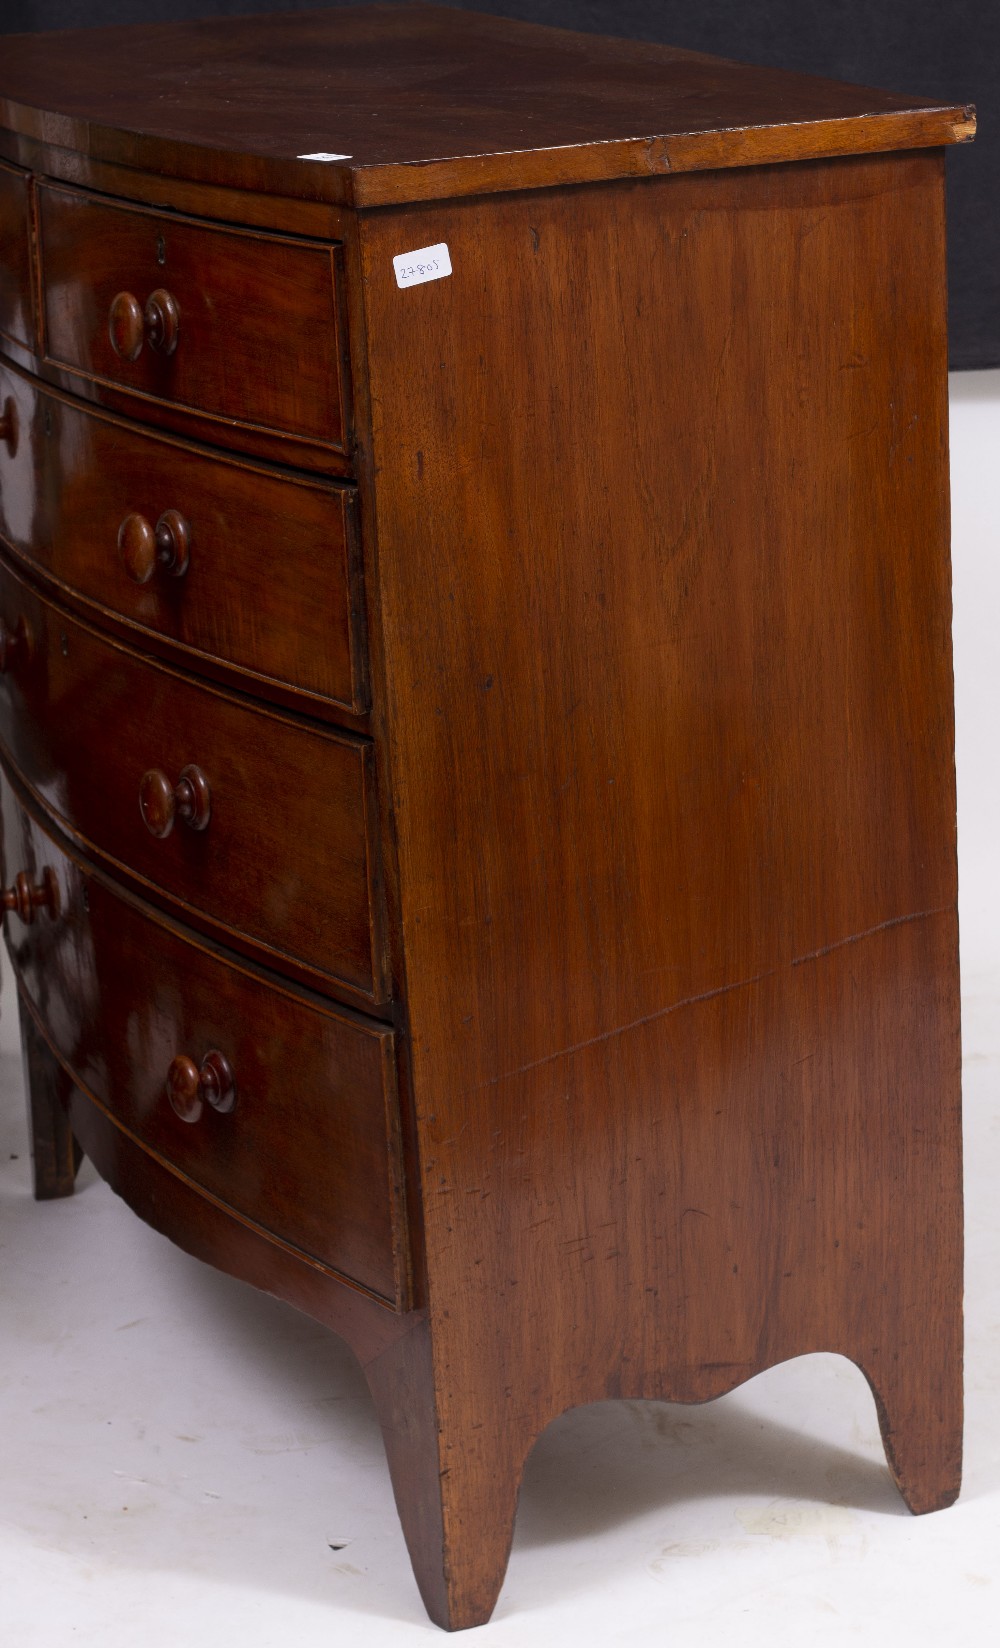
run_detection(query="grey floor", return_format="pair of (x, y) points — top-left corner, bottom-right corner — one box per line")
(1, 373), (997, 1645)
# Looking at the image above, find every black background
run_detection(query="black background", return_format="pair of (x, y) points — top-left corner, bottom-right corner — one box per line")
(2, 0), (993, 368)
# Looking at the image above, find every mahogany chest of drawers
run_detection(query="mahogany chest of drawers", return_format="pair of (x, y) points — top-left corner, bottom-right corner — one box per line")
(0, 5), (974, 1629)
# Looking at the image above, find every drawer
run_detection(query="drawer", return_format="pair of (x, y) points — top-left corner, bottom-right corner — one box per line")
(0, 361), (367, 715)
(0, 158), (34, 349)
(0, 557), (385, 1005)
(36, 182), (349, 452)
(1, 776), (408, 1306)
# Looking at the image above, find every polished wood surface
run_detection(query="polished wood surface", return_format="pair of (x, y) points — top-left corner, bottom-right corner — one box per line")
(0, 557), (385, 1004)
(1, 863), (57, 922)
(0, 360), (367, 715)
(2, 776), (409, 1305)
(37, 183), (349, 451)
(0, 5), (973, 208)
(0, 157), (33, 348)
(139, 764), (212, 838)
(165, 1049), (237, 1123)
(108, 287), (180, 363)
(356, 149), (963, 1624)
(0, 6), (968, 1633)
(118, 508), (191, 585)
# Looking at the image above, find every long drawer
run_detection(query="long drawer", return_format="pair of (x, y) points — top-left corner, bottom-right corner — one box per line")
(36, 181), (349, 453)
(0, 556), (386, 1005)
(0, 360), (368, 715)
(1, 774), (408, 1306)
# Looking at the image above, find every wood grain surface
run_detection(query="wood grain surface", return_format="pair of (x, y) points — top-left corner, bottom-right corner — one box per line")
(0, 5), (973, 208)
(0, 359), (368, 717)
(0, 556), (385, 1005)
(2, 773), (409, 1303)
(0, 9), (968, 1630)
(0, 157), (33, 350)
(37, 182), (349, 451)
(356, 150), (963, 1624)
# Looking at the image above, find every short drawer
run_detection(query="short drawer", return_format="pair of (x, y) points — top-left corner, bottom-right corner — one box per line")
(0, 360), (367, 715)
(1, 777), (408, 1306)
(0, 158), (34, 348)
(36, 182), (349, 452)
(0, 556), (385, 1005)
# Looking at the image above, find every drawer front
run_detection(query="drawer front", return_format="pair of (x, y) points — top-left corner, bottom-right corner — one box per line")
(37, 183), (348, 450)
(1, 777), (407, 1306)
(0, 361), (367, 714)
(0, 557), (385, 1002)
(0, 159), (33, 348)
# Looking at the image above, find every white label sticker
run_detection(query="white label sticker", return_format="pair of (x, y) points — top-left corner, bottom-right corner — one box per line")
(298, 151), (352, 162)
(393, 242), (453, 289)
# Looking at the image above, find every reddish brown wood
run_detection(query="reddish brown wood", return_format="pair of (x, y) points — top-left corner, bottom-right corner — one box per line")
(0, 333), (356, 478)
(1, 863), (57, 923)
(0, 6), (973, 209)
(3, 775), (410, 1305)
(141, 288), (181, 357)
(352, 149), (964, 1623)
(139, 764), (211, 838)
(166, 1049), (237, 1122)
(37, 183), (349, 452)
(107, 287), (180, 360)
(0, 157), (34, 348)
(0, 360), (368, 715)
(118, 509), (190, 585)
(107, 290), (144, 362)
(0, 612), (30, 672)
(0, 8), (970, 1634)
(0, 557), (386, 1006)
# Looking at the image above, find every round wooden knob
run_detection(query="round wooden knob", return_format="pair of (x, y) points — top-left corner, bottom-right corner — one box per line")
(0, 395), (17, 456)
(108, 288), (180, 360)
(1, 867), (59, 924)
(118, 509), (191, 584)
(0, 614), (31, 673)
(145, 289), (180, 356)
(108, 291), (145, 361)
(139, 764), (211, 838)
(166, 1050), (237, 1123)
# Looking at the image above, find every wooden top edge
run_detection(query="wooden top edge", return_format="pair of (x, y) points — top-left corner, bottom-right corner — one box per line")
(348, 106), (977, 208)
(0, 4), (976, 210)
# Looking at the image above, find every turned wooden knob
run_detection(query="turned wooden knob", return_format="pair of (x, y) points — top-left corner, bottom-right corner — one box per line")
(0, 614), (31, 673)
(0, 395), (16, 456)
(166, 1049), (237, 1123)
(139, 764), (211, 837)
(1, 867), (59, 924)
(118, 509), (191, 584)
(109, 288), (180, 360)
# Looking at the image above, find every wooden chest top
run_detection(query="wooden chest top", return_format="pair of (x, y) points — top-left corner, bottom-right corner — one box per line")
(0, 3), (974, 206)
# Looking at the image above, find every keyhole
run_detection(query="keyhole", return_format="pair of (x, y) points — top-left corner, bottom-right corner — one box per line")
(59, 632), (69, 658)
(156, 235), (166, 266)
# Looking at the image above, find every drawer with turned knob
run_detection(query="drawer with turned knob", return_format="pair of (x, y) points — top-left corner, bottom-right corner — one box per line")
(1, 864), (58, 924)
(0, 555), (386, 1006)
(0, 5), (973, 1629)
(35, 182), (350, 459)
(0, 775), (409, 1305)
(0, 360), (367, 717)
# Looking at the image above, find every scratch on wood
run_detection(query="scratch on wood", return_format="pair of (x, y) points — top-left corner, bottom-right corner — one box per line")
(468, 908), (950, 1093)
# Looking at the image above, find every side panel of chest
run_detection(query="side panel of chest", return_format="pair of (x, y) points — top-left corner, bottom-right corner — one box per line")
(357, 154), (960, 1402)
